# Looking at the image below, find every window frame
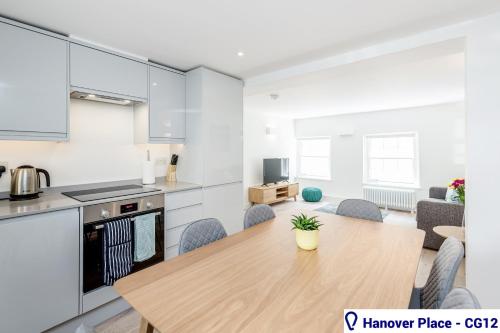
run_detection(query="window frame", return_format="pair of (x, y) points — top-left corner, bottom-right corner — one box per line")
(363, 132), (420, 188)
(296, 136), (332, 181)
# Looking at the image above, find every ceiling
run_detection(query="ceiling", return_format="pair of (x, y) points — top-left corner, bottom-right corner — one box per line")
(1, 0), (499, 78)
(244, 40), (465, 119)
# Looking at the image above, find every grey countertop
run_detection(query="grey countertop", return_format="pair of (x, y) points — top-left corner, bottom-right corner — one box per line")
(0, 177), (201, 221)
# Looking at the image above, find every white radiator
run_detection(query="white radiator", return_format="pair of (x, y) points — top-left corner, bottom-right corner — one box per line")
(363, 186), (416, 212)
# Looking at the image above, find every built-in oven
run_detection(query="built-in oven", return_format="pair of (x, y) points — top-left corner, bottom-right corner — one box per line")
(82, 194), (165, 295)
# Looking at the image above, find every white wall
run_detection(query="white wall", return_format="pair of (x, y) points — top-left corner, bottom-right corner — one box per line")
(243, 106), (296, 205)
(465, 13), (500, 309)
(0, 99), (171, 191)
(294, 103), (465, 201)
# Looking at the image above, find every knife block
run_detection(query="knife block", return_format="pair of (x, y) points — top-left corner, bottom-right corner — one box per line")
(166, 165), (177, 182)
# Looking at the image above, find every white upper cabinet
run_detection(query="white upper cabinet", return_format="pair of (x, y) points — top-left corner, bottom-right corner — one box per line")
(149, 66), (186, 140)
(0, 21), (68, 140)
(70, 43), (148, 99)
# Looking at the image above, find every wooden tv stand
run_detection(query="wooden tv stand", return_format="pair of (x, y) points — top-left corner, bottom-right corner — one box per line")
(248, 182), (299, 205)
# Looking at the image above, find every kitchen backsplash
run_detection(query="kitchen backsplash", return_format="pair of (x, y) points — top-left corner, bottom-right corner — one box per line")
(0, 99), (176, 191)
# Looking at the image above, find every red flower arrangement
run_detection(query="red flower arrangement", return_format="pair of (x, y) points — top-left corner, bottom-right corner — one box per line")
(449, 178), (465, 204)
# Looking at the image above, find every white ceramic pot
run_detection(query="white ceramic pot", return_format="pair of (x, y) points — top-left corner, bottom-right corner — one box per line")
(295, 229), (319, 250)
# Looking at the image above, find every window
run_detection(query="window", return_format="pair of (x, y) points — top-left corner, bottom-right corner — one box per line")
(363, 132), (419, 187)
(297, 137), (331, 180)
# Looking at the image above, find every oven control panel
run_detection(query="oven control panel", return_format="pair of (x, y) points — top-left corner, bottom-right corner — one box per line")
(82, 194), (164, 223)
(120, 202), (138, 214)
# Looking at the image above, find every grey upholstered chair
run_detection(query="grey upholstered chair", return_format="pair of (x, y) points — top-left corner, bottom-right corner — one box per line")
(409, 237), (464, 309)
(178, 218), (227, 255)
(244, 204), (276, 229)
(417, 187), (464, 250)
(440, 288), (481, 309)
(336, 199), (383, 222)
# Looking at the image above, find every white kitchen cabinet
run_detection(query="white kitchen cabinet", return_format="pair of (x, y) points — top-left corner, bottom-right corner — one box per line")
(165, 188), (203, 211)
(166, 204), (203, 231)
(164, 190), (203, 259)
(0, 20), (68, 140)
(176, 68), (243, 186)
(165, 245), (180, 260)
(203, 182), (243, 235)
(70, 43), (148, 99)
(173, 67), (243, 232)
(134, 65), (186, 144)
(201, 70), (243, 186)
(166, 223), (190, 249)
(149, 66), (186, 140)
(0, 209), (80, 333)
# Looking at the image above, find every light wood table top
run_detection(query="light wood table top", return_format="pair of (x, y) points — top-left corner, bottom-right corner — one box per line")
(115, 209), (425, 333)
(433, 225), (465, 243)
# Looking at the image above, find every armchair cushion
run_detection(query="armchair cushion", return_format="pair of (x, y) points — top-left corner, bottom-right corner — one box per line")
(445, 188), (460, 203)
(429, 187), (447, 200)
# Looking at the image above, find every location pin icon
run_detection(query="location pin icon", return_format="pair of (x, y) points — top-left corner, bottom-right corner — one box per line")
(345, 311), (358, 331)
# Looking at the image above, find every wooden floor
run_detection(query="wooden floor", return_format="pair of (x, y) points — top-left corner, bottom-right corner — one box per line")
(95, 197), (465, 333)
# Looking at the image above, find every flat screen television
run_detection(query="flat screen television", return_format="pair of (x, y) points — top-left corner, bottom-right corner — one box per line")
(263, 158), (289, 184)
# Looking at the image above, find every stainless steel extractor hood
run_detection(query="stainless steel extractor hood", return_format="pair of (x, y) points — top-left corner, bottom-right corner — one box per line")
(70, 91), (140, 106)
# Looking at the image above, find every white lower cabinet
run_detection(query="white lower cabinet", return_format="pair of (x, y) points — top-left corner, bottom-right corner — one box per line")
(163, 184), (243, 259)
(165, 189), (203, 259)
(203, 182), (243, 235)
(165, 189), (203, 211)
(165, 245), (180, 260)
(0, 209), (80, 333)
(166, 222), (190, 249)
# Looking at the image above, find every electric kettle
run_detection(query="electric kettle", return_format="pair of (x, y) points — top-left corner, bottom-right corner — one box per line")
(10, 165), (51, 200)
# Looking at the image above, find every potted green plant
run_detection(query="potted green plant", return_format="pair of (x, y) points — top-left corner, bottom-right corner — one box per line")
(291, 213), (323, 250)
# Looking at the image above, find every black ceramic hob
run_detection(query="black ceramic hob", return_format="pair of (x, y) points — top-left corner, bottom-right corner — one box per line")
(62, 184), (161, 202)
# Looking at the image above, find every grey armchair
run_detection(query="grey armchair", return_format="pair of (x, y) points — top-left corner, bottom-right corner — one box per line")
(416, 187), (464, 250)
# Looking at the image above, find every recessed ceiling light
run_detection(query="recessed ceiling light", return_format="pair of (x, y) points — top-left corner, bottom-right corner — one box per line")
(237, 51), (245, 57)
(124, 100), (131, 104)
(88, 94), (95, 98)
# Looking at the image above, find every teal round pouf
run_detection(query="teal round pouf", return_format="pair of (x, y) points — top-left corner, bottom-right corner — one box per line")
(302, 187), (322, 202)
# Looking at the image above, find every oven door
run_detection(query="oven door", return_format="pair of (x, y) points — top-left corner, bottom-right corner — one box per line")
(83, 208), (165, 294)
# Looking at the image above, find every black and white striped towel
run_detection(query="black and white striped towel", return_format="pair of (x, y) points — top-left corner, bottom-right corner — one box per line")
(103, 218), (133, 286)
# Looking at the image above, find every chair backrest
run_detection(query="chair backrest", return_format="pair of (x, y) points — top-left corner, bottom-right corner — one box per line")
(440, 288), (481, 309)
(336, 199), (383, 222)
(178, 218), (227, 255)
(244, 204), (276, 229)
(421, 237), (464, 309)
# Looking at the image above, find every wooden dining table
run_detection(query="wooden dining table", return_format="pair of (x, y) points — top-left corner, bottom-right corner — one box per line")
(114, 209), (425, 333)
